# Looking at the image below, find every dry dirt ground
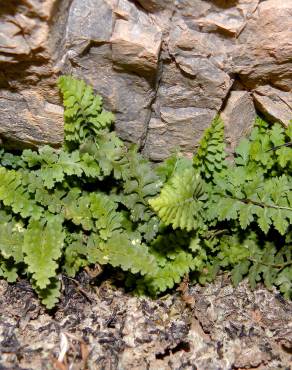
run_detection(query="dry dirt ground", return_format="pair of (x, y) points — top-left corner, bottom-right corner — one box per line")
(0, 273), (291, 370)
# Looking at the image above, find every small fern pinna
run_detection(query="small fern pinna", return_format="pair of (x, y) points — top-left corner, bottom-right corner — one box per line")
(0, 76), (291, 307)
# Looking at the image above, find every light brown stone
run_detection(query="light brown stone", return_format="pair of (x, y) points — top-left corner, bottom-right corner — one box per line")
(233, 0), (292, 90)
(253, 86), (292, 128)
(0, 89), (63, 148)
(221, 91), (256, 154)
(111, 20), (162, 74)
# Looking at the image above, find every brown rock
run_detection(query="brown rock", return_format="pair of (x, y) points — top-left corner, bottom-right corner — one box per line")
(253, 86), (292, 128)
(194, 0), (259, 37)
(0, 0), (291, 158)
(221, 91), (256, 154)
(143, 108), (216, 161)
(111, 20), (162, 75)
(0, 89), (63, 148)
(135, 0), (173, 12)
(233, 0), (292, 90)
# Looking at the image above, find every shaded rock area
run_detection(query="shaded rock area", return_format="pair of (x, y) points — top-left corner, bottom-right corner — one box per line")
(0, 0), (292, 158)
(221, 90), (256, 155)
(0, 275), (291, 369)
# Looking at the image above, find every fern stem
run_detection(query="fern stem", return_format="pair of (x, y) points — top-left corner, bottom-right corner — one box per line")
(205, 229), (228, 240)
(231, 197), (292, 212)
(248, 258), (292, 270)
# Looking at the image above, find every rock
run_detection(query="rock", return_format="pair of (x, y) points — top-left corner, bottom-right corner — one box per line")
(193, 0), (259, 37)
(0, 0), (291, 158)
(253, 86), (292, 128)
(111, 20), (162, 75)
(0, 0), (57, 63)
(233, 0), (292, 90)
(0, 0), (68, 147)
(0, 89), (63, 148)
(221, 91), (256, 154)
(143, 108), (216, 161)
(143, 15), (233, 160)
(66, 0), (115, 49)
(135, 0), (173, 12)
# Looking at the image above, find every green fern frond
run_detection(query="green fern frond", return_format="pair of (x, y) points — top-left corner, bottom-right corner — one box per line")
(0, 258), (18, 282)
(90, 193), (123, 240)
(23, 216), (65, 289)
(147, 250), (196, 293)
(87, 232), (158, 276)
(58, 76), (115, 146)
(61, 189), (93, 231)
(149, 169), (207, 231)
(23, 147), (84, 189)
(193, 116), (227, 180)
(156, 154), (193, 183)
(32, 277), (61, 309)
(0, 76), (291, 307)
(0, 168), (43, 219)
(82, 131), (125, 177)
(0, 151), (25, 169)
(210, 171), (292, 235)
(64, 233), (89, 277)
(0, 211), (24, 263)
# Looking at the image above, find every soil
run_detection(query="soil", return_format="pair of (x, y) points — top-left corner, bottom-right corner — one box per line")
(0, 273), (291, 370)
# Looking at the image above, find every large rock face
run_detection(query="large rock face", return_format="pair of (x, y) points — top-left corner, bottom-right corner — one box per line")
(0, 0), (291, 158)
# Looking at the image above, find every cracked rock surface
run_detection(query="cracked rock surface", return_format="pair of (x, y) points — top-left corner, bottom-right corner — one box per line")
(0, 275), (291, 369)
(0, 0), (291, 156)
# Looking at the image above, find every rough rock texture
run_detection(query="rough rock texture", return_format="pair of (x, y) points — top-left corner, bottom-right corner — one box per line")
(0, 276), (291, 369)
(253, 86), (292, 128)
(221, 90), (256, 154)
(0, 0), (291, 157)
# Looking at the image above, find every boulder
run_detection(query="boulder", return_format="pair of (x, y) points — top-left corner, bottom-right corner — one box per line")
(253, 86), (292, 128)
(0, 90), (63, 148)
(233, 0), (292, 91)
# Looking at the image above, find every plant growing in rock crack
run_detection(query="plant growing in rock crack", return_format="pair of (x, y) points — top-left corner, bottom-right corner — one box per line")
(0, 76), (291, 308)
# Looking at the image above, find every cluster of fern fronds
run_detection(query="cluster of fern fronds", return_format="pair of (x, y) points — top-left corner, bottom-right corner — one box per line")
(0, 76), (291, 308)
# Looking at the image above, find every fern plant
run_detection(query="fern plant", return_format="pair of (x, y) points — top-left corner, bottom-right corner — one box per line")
(0, 76), (291, 308)
(149, 117), (292, 298)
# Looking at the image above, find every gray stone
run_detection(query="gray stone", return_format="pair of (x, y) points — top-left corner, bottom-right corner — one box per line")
(66, 0), (115, 48)
(221, 91), (256, 155)
(143, 107), (216, 161)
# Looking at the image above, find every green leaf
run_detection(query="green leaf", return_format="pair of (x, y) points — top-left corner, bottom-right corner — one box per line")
(33, 277), (61, 309)
(147, 250), (197, 293)
(90, 193), (123, 240)
(58, 76), (115, 146)
(0, 258), (18, 282)
(270, 123), (285, 147)
(0, 218), (24, 263)
(88, 232), (158, 276)
(23, 217), (65, 289)
(149, 169), (207, 231)
(231, 260), (251, 286)
(193, 116), (227, 181)
(0, 168), (43, 219)
(235, 138), (251, 166)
